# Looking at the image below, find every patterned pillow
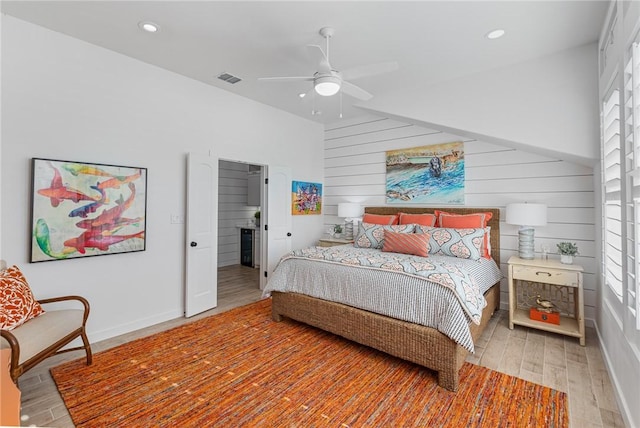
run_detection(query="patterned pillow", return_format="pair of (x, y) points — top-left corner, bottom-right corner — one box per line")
(0, 265), (45, 330)
(361, 213), (399, 225)
(398, 212), (437, 226)
(382, 231), (430, 257)
(415, 226), (485, 260)
(354, 222), (415, 249)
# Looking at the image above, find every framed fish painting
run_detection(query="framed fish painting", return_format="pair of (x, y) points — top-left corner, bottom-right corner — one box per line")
(30, 158), (147, 262)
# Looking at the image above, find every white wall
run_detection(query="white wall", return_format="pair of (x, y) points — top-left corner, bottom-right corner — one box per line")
(323, 114), (597, 321)
(361, 43), (600, 166)
(0, 14), (3, 260)
(1, 16), (324, 342)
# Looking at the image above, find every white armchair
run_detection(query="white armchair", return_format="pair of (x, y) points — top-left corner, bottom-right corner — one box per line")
(0, 260), (92, 384)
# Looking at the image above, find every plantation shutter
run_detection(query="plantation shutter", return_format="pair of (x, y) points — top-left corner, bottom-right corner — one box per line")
(628, 42), (640, 327)
(603, 88), (623, 300)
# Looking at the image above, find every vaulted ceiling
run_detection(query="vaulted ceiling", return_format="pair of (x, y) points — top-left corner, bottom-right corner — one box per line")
(2, 1), (608, 124)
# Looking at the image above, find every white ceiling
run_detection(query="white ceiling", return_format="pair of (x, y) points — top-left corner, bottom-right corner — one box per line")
(2, 1), (608, 125)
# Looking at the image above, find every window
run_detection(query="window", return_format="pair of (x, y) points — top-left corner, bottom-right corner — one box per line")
(605, 38), (640, 330)
(626, 42), (640, 326)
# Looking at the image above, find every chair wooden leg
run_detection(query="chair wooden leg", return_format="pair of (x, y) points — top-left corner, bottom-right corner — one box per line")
(81, 330), (93, 365)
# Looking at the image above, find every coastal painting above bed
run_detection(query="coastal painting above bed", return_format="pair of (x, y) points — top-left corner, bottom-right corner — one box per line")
(385, 141), (465, 204)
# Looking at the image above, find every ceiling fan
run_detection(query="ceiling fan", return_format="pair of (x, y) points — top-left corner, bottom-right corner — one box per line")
(258, 27), (398, 101)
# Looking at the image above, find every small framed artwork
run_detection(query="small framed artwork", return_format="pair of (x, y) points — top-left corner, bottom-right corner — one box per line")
(291, 181), (322, 215)
(30, 158), (147, 262)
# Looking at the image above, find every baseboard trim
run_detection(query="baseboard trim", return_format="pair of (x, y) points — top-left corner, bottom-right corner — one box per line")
(593, 320), (634, 428)
(89, 309), (183, 344)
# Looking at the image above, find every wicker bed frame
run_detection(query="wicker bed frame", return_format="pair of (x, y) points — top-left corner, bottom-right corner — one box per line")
(271, 207), (501, 391)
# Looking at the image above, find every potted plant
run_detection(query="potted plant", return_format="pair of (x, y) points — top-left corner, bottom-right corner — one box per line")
(254, 210), (260, 227)
(333, 224), (343, 238)
(557, 242), (578, 264)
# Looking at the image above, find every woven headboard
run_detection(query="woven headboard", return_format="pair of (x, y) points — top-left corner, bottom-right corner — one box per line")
(364, 207), (500, 265)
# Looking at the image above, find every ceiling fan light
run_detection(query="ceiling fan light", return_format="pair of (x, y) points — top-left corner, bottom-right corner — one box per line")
(314, 76), (341, 96)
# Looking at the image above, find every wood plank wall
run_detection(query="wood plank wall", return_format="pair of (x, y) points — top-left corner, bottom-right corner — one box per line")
(323, 115), (597, 321)
(218, 160), (261, 267)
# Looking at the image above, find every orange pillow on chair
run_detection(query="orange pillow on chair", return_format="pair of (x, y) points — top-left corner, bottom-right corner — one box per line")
(361, 213), (399, 225)
(435, 211), (493, 258)
(0, 265), (45, 330)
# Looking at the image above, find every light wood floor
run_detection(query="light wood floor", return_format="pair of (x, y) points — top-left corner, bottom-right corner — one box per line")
(16, 268), (625, 427)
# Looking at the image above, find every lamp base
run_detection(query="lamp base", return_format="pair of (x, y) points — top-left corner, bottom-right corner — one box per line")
(344, 220), (354, 240)
(518, 227), (535, 259)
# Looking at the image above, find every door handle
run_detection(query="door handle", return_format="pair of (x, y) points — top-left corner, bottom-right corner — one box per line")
(287, 232), (292, 237)
(190, 241), (198, 247)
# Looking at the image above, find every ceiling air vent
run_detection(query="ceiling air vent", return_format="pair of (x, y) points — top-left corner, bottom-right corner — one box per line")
(217, 72), (242, 84)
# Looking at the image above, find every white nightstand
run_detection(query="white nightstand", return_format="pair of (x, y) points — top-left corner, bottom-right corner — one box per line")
(508, 256), (585, 346)
(318, 237), (354, 247)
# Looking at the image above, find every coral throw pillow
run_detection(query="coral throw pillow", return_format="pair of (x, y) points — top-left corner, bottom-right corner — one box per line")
(382, 231), (430, 257)
(435, 210), (493, 228)
(398, 212), (437, 227)
(361, 213), (399, 225)
(0, 265), (45, 330)
(435, 211), (493, 258)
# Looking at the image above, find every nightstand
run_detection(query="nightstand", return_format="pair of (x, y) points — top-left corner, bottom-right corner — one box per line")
(318, 237), (354, 247)
(508, 256), (585, 346)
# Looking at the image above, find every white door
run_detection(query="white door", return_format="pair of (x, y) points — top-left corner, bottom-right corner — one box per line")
(185, 153), (218, 317)
(265, 166), (292, 281)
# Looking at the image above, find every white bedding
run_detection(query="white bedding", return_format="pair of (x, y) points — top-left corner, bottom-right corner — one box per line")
(263, 245), (502, 353)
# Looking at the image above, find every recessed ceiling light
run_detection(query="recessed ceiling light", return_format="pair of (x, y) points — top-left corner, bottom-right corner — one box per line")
(486, 29), (505, 40)
(138, 21), (160, 33)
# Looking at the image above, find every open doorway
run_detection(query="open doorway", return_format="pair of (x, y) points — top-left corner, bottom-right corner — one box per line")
(186, 155), (290, 316)
(217, 160), (263, 301)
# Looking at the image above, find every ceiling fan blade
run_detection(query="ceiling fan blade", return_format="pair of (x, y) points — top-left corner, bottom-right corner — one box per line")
(341, 61), (399, 81)
(306, 44), (331, 73)
(258, 76), (314, 82)
(341, 81), (373, 101)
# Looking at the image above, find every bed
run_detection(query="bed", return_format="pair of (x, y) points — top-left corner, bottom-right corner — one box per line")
(266, 207), (501, 391)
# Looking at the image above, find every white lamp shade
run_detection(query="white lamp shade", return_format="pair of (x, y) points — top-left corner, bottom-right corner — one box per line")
(506, 203), (547, 227)
(315, 76), (341, 96)
(338, 203), (362, 218)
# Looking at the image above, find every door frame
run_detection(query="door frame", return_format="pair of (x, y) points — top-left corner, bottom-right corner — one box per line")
(217, 158), (269, 289)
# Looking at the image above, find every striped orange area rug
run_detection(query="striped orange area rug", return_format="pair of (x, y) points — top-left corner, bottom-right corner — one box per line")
(51, 299), (568, 427)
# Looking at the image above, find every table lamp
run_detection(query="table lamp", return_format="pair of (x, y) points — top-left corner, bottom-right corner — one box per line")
(338, 203), (363, 240)
(506, 203), (547, 259)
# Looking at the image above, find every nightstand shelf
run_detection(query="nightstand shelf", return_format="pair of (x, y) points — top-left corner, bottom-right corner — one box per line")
(508, 256), (585, 346)
(511, 308), (582, 339)
(318, 237), (354, 247)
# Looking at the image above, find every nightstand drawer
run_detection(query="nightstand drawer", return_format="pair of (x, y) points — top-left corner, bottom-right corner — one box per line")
(511, 265), (580, 287)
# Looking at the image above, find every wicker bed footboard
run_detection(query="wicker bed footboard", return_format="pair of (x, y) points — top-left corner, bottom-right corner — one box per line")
(271, 284), (500, 392)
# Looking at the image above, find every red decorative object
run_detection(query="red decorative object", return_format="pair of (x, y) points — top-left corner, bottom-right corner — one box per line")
(530, 307), (560, 325)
